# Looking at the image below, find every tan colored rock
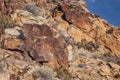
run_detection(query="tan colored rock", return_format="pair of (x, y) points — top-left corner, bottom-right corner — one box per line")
(4, 39), (25, 50)
(57, 21), (69, 31)
(100, 34), (120, 57)
(99, 67), (111, 76)
(34, 0), (46, 7)
(68, 27), (94, 42)
(22, 74), (35, 80)
(60, 2), (120, 58)
(108, 62), (120, 69)
(0, 73), (10, 80)
(0, 48), (56, 80)
(67, 44), (73, 61)
(12, 10), (48, 25)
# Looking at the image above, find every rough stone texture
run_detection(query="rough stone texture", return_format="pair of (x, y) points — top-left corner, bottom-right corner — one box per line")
(4, 28), (20, 36)
(0, 49), (55, 80)
(3, 24), (68, 68)
(22, 24), (68, 68)
(0, 0), (120, 80)
(68, 26), (94, 42)
(4, 39), (25, 50)
(60, 1), (120, 58)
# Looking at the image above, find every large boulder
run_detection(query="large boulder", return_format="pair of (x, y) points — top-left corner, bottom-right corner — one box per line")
(3, 24), (68, 68)
(22, 24), (68, 68)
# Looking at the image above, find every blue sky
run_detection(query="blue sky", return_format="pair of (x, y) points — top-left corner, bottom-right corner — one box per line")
(85, 0), (120, 26)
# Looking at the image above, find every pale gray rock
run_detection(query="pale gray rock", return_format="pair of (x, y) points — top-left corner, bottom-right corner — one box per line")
(4, 28), (20, 36)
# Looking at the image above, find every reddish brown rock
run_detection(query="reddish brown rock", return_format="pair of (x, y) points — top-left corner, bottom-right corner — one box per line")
(0, 0), (24, 14)
(0, 0), (4, 12)
(60, 3), (93, 33)
(2, 24), (68, 68)
(22, 24), (68, 68)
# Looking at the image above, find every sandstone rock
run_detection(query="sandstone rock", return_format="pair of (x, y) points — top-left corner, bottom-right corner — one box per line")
(100, 34), (120, 57)
(1, 0), (120, 80)
(57, 21), (69, 31)
(68, 27), (94, 42)
(4, 39), (25, 50)
(99, 66), (111, 76)
(12, 10), (48, 25)
(0, 48), (57, 80)
(108, 62), (120, 69)
(60, 1), (120, 58)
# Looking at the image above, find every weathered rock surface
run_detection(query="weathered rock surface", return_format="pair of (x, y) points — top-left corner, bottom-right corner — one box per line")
(0, 0), (120, 80)
(22, 24), (68, 68)
(3, 24), (68, 68)
(60, 1), (120, 58)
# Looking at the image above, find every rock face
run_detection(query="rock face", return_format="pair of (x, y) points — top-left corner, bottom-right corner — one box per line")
(3, 24), (68, 68)
(0, 0), (120, 80)
(60, 1), (120, 58)
(22, 24), (68, 68)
